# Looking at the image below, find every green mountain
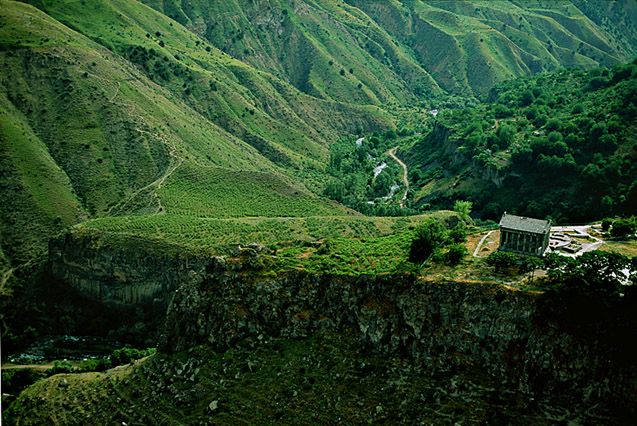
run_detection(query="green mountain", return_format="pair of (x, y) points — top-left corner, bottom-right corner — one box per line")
(0, 0), (388, 276)
(348, 0), (634, 96)
(2, 0), (637, 424)
(403, 61), (637, 223)
(145, 0), (637, 98)
(2, 0), (636, 276)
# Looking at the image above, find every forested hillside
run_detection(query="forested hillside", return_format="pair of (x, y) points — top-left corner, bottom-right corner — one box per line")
(405, 61), (637, 223)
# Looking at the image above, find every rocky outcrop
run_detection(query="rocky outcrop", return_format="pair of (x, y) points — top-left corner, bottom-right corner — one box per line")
(161, 258), (636, 410)
(48, 232), (207, 307)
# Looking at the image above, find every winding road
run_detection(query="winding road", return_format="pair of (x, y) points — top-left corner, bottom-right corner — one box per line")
(387, 147), (409, 208)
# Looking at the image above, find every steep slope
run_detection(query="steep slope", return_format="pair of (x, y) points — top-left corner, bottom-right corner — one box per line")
(403, 61), (637, 222)
(572, 0), (637, 58)
(143, 0), (636, 100)
(7, 271), (636, 424)
(0, 0), (366, 277)
(24, 0), (391, 172)
(347, 0), (632, 96)
(142, 0), (442, 106)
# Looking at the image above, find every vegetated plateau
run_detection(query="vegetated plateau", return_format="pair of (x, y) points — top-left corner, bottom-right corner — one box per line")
(1, 0), (636, 424)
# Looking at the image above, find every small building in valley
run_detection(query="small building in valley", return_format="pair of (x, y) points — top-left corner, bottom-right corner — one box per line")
(498, 213), (551, 256)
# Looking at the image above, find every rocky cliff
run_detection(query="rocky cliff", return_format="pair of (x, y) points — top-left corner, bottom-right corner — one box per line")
(48, 232), (207, 307)
(161, 258), (636, 411)
(46, 233), (636, 413)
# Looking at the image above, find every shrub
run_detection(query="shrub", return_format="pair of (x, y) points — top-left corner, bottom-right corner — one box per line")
(449, 221), (467, 243)
(453, 200), (473, 217)
(408, 219), (448, 263)
(601, 218), (614, 232)
(110, 347), (156, 366)
(445, 243), (468, 265)
(610, 217), (637, 239)
(486, 251), (520, 273)
(47, 360), (74, 375)
(78, 358), (112, 372)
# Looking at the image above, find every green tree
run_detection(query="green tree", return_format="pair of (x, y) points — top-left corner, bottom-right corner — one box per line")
(519, 256), (544, 280)
(610, 217), (637, 239)
(445, 243), (468, 266)
(486, 251), (520, 273)
(409, 219), (448, 263)
(449, 221), (468, 243)
(453, 200), (473, 218)
(601, 218), (614, 232)
(496, 124), (515, 148)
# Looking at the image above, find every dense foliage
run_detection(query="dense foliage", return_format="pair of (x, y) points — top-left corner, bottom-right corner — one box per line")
(604, 216), (637, 239)
(408, 61), (637, 223)
(408, 217), (467, 265)
(537, 251), (636, 362)
(324, 132), (421, 216)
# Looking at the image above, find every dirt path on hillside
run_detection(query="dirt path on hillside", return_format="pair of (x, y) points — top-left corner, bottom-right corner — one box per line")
(2, 364), (53, 371)
(106, 128), (183, 215)
(473, 230), (495, 257)
(387, 147), (409, 208)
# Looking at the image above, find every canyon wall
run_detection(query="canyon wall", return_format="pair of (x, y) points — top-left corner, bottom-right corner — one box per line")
(48, 233), (636, 410)
(162, 258), (636, 408)
(48, 232), (207, 307)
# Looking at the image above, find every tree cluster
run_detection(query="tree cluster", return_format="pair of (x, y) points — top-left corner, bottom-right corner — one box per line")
(408, 217), (468, 265)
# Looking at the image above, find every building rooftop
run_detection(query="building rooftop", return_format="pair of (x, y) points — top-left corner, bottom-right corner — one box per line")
(499, 213), (551, 235)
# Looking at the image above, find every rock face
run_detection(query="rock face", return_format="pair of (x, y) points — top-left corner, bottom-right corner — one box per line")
(47, 234), (636, 410)
(161, 258), (636, 409)
(48, 232), (207, 307)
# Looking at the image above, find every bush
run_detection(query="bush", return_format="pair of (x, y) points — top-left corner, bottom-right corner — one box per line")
(545, 251), (632, 296)
(453, 200), (473, 217)
(486, 251), (521, 273)
(110, 347), (156, 366)
(47, 360), (74, 375)
(408, 219), (448, 263)
(78, 358), (112, 372)
(610, 217), (637, 239)
(601, 218), (614, 232)
(445, 243), (468, 265)
(449, 221), (467, 243)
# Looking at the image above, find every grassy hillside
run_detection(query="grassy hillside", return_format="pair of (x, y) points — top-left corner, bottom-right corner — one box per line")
(142, 0), (442, 106)
(0, 0), (394, 279)
(403, 61), (637, 223)
(348, 0), (631, 96)
(143, 0), (636, 99)
(572, 0), (637, 58)
(2, 0), (635, 274)
(69, 212), (458, 275)
(25, 0), (391, 172)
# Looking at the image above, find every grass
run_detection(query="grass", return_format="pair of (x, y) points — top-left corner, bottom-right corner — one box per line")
(599, 240), (637, 257)
(68, 212), (458, 275)
(1, 0), (633, 276)
(0, 0), (391, 275)
(350, 0), (628, 96)
(69, 212), (525, 280)
(157, 164), (348, 218)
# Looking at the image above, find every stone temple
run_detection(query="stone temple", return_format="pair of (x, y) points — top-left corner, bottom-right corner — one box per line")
(498, 213), (551, 256)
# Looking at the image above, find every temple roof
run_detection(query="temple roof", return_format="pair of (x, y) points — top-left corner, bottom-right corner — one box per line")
(499, 213), (551, 234)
